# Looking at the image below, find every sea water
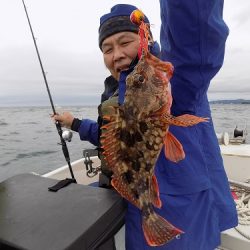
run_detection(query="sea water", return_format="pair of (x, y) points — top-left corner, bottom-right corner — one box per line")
(0, 104), (249, 182)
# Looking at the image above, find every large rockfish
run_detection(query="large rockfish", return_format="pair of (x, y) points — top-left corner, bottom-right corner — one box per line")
(101, 9), (208, 246)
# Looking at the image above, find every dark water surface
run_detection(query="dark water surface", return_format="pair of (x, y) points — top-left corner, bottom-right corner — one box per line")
(0, 104), (249, 182)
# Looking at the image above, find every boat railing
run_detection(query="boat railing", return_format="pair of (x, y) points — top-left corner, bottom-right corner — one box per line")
(83, 148), (101, 178)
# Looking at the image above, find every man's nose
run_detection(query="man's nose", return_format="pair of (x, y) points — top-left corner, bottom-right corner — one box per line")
(113, 47), (124, 61)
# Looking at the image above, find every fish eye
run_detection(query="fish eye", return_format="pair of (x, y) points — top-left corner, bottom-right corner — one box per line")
(139, 75), (144, 83)
(132, 74), (144, 88)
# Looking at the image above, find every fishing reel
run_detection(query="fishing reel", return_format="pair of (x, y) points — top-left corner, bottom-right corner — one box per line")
(62, 130), (73, 142)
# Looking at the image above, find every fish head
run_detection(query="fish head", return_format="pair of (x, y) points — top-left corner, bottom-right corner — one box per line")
(125, 52), (173, 116)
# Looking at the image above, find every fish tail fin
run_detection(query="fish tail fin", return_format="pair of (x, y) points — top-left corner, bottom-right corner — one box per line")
(164, 132), (185, 162)
(142, 211), (183, 246)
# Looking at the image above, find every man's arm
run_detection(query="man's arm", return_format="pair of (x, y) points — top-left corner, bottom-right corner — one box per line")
(71, 118), (99, 146)
(159, 0), (229, 114)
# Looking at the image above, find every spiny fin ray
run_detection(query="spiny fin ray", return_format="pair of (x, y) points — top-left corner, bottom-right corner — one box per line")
(150, 175), (162, 208)
(163, 114), (209, 127)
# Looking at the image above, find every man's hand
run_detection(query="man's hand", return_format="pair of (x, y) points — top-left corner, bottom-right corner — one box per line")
(51, 112), (74, 129)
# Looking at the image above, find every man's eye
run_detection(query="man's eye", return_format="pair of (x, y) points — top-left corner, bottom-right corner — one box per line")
(121, 41), (131, 46)
(103, 48), (112, 54)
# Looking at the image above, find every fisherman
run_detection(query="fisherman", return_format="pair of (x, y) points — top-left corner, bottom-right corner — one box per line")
(53, 1), (238, 249)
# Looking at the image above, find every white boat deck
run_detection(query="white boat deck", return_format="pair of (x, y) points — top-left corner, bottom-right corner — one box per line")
(220, 144), (250, 250)
(41, 144), (250, 250)
(43, 157), (100, 185)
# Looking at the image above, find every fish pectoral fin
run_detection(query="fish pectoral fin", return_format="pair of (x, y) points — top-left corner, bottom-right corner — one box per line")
(150, 175), (162, 208)
(163, 113), (209, 127)
(142, 210), (183, 247)
(164, 132), (185, 162)
(153, 104), (168, 117)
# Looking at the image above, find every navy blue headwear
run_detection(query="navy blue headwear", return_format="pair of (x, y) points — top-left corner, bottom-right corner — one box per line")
(98, 4), (149, 49)
(98, 4), (160, 57)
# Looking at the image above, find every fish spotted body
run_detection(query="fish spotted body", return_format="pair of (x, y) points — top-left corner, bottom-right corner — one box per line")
(101, 9), (208, 247)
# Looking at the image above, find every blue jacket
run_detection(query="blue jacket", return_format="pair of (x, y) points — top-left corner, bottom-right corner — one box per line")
(78, 0), (237, 249)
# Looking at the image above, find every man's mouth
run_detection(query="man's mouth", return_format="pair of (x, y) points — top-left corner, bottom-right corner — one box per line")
(116, 66), (129, 73)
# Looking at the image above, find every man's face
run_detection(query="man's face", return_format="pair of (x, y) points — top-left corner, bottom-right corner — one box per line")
(101, 31), (139, 81)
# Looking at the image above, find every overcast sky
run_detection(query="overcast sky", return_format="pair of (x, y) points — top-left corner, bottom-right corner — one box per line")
(0, 0), (249, 106)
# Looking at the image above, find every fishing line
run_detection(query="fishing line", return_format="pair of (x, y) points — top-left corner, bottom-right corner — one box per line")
(21, 0), (76, 189)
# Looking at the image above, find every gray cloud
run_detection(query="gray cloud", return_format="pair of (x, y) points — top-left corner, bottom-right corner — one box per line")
(0, 46), (108, 106)
(232, 4), (250, 26)
(1, 0), (250, 106)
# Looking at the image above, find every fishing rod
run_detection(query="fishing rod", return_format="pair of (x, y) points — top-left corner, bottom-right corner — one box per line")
(21, 0), (76, 190)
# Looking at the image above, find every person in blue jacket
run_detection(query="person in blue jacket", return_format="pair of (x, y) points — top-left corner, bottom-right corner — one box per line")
(53, 1), (238, 249)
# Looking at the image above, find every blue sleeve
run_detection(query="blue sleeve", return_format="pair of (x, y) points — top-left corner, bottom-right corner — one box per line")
(78, 119), (99, 146)
(159, 0), (229, 114)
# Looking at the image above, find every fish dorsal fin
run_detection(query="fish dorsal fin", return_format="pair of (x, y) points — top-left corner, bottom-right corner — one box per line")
(100, 106), (122, 171)
(164, 131), (185, 162)
(150, 175), (162, 208)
